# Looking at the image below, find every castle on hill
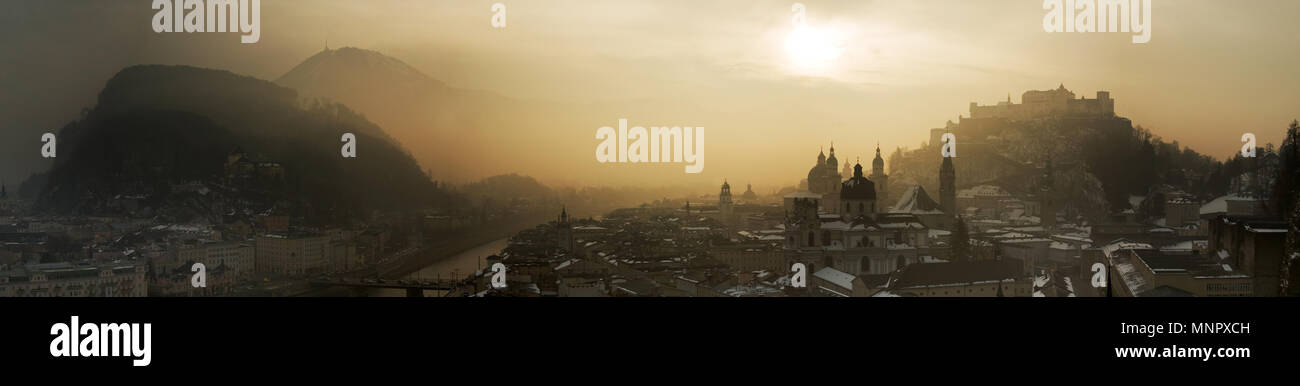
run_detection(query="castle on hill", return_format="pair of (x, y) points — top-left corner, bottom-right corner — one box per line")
(968, 84), (1114, 121)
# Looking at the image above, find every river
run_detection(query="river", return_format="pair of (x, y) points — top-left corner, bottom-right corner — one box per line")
(368, 237), (509, 297)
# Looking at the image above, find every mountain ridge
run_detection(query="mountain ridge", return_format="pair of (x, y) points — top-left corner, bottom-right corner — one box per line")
(30, 64), (460, 221)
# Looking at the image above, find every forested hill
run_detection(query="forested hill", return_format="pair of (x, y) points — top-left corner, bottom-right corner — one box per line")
(887, 115), (1223, 221)
(28, 65), (462, 221)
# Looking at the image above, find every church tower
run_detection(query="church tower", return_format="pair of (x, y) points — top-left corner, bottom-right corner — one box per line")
(719, 179), (734, 223)
(807, 144), (842, 214)
(741, 183), (758, 201)
(556, 206), (575, 252)
(787, 197), (823, 250)
(870, 143), (889, 203)
(940, 156), (956, 217)
(826, 143), (839, 179)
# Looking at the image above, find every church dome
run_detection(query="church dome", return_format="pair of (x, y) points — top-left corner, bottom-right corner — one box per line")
(808, 165), (822, 182)
(841, 163), (876, 200)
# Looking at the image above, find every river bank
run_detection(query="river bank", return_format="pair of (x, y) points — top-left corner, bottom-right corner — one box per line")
(303, 212), (550, 297)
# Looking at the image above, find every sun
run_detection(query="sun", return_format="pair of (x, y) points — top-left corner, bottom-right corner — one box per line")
(784, 25), (844, 69)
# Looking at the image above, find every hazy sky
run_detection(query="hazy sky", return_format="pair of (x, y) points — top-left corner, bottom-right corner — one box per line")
(2, 0), (1298, 192)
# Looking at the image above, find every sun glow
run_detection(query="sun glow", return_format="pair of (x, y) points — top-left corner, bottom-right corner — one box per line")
(784, 25), (844, 70)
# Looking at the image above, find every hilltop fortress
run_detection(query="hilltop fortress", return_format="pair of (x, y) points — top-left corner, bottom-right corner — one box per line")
(968, 84), (1114, 121)
(929, 84), (1117, 148)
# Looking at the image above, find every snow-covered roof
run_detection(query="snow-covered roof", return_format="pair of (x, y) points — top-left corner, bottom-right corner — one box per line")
(813, 266), (856, 290)
(890, 185), (945, 215)
(956, 185), (1010, 198)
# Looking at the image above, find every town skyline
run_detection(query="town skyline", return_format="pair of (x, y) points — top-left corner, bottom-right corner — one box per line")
(3, 1), (1298, 191)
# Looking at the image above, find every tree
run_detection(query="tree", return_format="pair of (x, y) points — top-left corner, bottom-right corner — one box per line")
(951, 216), (970, 262)
(1285, 193), (1300, 296)
(1271, 120), (1300, 217)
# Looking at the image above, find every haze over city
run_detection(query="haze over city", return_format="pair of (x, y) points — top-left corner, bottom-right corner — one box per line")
(2, 0), (1298, 192)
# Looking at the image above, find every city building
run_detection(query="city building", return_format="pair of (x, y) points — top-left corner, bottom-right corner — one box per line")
(0, 261), (148, 297)
(785, 160), (941, 278)
(1206, 215), (1286, 296)
(255, 232), (331, 277)
(886, 259), (1029, 297)
(1107, 249), (1253, 297)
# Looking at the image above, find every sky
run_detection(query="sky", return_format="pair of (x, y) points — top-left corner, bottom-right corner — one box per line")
(2, 0), (1298, 193)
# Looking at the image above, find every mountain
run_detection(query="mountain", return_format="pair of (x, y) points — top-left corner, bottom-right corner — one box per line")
(273, 47), (717, 189)
(32, 65), (461, 221)
(276, 48), (504, 183)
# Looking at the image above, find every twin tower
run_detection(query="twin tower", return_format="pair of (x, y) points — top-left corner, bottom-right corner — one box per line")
(804, 143), (892, 217)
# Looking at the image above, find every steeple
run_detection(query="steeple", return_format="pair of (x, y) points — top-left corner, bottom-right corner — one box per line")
(719, 179), (734, 220)
(556, 205), (574, 251)
(940, 155), (957, 217)
(872, 142), (885, 175)
(826, 142), (839, 171)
